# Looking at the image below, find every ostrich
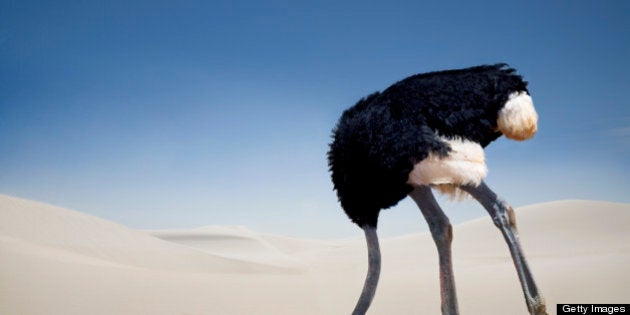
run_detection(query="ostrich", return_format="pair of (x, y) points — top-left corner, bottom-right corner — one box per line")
(328, 64), (547, 315)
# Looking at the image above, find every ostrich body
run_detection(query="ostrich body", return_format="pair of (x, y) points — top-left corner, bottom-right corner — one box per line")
(328, 64), (547, 315)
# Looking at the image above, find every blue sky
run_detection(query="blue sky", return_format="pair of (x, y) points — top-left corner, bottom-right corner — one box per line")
(1, 1), (628, 238)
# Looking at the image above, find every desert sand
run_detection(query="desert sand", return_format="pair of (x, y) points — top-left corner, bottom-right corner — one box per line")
(1, 194), (629, 315)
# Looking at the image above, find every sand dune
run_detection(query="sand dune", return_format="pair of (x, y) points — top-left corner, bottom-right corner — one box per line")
(1, 194), (629, 314)
(0, 195), (301, 274)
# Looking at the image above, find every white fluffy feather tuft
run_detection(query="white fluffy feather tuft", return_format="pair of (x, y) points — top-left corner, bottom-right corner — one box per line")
(497, 91), (538, 141)
(407, 137), (488, 191)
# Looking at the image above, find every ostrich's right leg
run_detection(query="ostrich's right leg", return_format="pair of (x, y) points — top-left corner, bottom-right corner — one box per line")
(409, 186), (459, 315)
(461, 181), (547, 315)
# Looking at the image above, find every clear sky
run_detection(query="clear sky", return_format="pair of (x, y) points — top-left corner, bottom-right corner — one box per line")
(1, 1), (628, 238)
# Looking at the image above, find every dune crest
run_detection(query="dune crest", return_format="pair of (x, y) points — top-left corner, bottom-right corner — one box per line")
(0, 195), (302, 273)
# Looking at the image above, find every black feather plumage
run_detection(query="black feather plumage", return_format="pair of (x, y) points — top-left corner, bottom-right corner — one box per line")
(328, 64), (529, 227)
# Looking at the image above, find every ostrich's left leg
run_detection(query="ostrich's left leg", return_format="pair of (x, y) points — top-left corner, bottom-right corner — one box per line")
(461, 181), (547, 315)
(352, 225), (381, 315)
(409, 186), (459, 315)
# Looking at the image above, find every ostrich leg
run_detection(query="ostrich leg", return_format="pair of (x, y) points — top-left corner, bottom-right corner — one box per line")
(352, 225), (381, 315)
(409, 186), (459, 315)
(461, 181), (548, 315)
